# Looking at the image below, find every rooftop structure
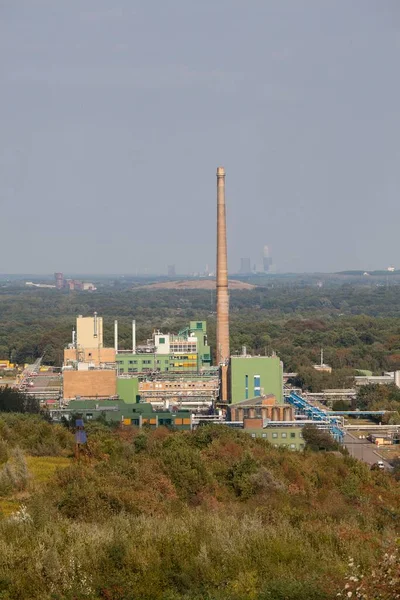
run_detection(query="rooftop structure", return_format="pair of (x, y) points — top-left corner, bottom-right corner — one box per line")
(313, 349), (332, 373)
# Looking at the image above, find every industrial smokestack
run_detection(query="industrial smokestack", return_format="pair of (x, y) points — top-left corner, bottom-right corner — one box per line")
(114, 320), (118, 353)
(216, 166), (230, 401)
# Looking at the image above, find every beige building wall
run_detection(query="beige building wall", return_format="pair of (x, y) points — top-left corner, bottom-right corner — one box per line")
(64, 347), (115, 366)
(63, 370), (117, 399)
(77, 316), (103, 349)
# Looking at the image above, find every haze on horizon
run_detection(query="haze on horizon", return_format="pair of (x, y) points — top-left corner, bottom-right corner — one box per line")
(1, 1), (400, 275)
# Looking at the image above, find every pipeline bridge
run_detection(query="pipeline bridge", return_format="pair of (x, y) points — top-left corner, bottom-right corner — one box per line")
(326, 410), (389, 417)
(286, 391), (345, 442)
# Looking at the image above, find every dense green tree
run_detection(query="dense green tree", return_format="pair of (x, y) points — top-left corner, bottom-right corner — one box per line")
(0, 387), (40, 414)
(302, 424), (340, 451)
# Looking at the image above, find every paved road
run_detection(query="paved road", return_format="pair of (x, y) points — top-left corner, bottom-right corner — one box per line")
(344, 432), (392, 469)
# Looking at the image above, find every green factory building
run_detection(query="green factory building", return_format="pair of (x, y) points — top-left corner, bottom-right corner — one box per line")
(228, 355), (283, 404)
(116, 377), (140, 403)
(61, 398), (193, 430)
(243, 424), (305, 450)
(116, 321), (211, 375)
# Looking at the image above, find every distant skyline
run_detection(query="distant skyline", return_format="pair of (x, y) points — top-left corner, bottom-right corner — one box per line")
(1, 1), (400, 274)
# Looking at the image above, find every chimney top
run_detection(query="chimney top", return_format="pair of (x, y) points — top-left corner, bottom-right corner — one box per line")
(216, 166), (225, 177)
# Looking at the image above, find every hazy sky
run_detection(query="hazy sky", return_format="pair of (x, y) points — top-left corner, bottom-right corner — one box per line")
(1, 1), (400, 274)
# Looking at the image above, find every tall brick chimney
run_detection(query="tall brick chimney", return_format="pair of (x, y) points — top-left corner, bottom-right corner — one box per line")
(216, 167), (230, 401)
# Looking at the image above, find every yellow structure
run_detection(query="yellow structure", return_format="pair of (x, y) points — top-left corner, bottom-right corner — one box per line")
(64, 347), (115, 367)
(0, 360), (14, 369)
(77, 314), (103, 348)
(64, 314), (115, 367)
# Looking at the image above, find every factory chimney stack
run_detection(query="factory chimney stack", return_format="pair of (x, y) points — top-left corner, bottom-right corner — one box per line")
(216, 166), (230, 401)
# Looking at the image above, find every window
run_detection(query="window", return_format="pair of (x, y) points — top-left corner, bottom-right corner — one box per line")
(142, 360), (151, 365)
(290, 432), (296, 438)
(272, 432), (278, 439)
(299, 432), (303, 438)
(129, 360), (137, 364)
(254, 375), (261, 397)
(262, 433), (267, 438)
(86, 413), (93, 420)
(281, 432), (287, 438)
(251, 433), (256, 438)
(281, 443), (287, 448)
(88, 353), (92, 357)
(290, 444), (296, 449)
(245, 375), (249, 400)
(159, 338), (165, 344)
(197, 322), (202, 329)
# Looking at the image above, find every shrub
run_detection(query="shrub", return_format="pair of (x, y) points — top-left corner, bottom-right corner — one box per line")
(0, 447), (30, 495)
(302, 424), (340, 452)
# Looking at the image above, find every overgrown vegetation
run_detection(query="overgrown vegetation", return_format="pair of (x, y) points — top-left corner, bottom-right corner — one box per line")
(0, 415), (399, 599)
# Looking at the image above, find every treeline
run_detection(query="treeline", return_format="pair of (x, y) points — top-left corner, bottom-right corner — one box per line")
(2, 286), (400, 372)
(0, 417), (399, 598)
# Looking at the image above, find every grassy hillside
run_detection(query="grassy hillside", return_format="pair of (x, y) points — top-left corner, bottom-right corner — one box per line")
(0, 415), (399, 599)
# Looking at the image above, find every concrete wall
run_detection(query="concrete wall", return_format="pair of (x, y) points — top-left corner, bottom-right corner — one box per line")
(64, 347), (115, 367)
(229, 356), (283, 404)
(63, 370), (116, 399)
(117, 377), (139, 404)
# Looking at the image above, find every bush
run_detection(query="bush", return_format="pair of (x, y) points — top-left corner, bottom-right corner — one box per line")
(0, 447), (30, 496)
(302, 424), (340, 452)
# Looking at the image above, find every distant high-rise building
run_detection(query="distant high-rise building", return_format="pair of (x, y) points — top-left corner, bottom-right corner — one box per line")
(167, 265), (176, 277)
(54, 272), (64, 290)
(263, 245), (273, 273)
(239, 258), (251, 274)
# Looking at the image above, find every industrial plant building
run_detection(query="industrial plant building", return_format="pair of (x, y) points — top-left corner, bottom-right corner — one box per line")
(55, 167), (297, 438)
(229, 354), (283, 404)
(64, 314), (115, 367)
(52, 399), (193, 430)
(116, 321), (211, 374)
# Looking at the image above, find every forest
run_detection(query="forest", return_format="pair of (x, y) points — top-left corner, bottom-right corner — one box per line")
(2, 283), (400, 375)
(3, 284), (400, 416)
(0, 414), (399, 599)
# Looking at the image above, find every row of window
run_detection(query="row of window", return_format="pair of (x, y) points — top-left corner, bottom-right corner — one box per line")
(170, 344), (197, 351)
(250, 431), (301, 439)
